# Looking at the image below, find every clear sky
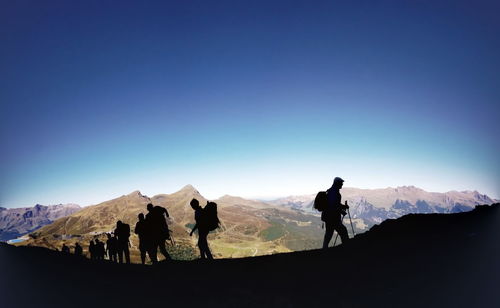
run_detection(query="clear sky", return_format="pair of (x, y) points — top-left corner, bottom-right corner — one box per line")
(1, 0), (499, 207)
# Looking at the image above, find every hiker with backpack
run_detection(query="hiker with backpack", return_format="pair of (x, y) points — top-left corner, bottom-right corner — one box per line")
(135, 213), (156, 264)
(105, 233), (118, 262)
(189, 199), (219, 260)
(314, 177), (350, 249)
(115, 220), (131, 264)
(145, 203), (172, 262)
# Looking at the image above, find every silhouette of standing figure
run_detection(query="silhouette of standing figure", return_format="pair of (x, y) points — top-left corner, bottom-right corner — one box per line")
(189, 199), (213, 260)
(145, 203), (171, 262)
(106, 233), (117, 262)
(89, 240), (96, 259)
(115, 221), (131, 264)
(135, 213), (154, 264)
(322, 177), (350, 249)
(74, 243), (83, 256)
(95, 238), (105, 260)
(62, 243), (70, 254)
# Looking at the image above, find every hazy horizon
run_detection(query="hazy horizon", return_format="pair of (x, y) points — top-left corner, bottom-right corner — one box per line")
(1, 183), (498, 209)
(2, 1), (499, 207)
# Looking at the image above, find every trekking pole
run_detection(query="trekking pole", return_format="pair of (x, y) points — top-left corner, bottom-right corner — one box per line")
(347, 208), (356, 237)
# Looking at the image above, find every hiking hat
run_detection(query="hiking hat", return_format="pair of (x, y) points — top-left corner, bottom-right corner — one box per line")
(333, 177), (344, 185)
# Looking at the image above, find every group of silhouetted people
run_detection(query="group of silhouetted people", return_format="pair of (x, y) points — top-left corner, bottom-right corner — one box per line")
(60, 242), (83, 256)
(59, 176), (351, 264)
(89, 238), (106, 260)
(135, 203), (172, 264)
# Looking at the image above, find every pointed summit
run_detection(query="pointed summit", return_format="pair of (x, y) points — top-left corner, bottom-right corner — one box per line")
(125, 190), (150, 200)
(127, 190), (142, 196)
(179, 184), (197, 193)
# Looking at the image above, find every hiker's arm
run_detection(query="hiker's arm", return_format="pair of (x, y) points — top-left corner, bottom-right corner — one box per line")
(190, 224), (198, 236)
(164, 208), (169, 218)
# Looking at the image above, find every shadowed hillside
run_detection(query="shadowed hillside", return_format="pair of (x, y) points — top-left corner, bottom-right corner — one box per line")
(2, 203), (498, 308)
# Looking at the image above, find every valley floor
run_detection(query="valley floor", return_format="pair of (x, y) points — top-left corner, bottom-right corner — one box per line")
(1, 204), (498, 308)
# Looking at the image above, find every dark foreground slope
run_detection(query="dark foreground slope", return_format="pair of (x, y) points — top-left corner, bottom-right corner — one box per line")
(1, 204), (499, 308)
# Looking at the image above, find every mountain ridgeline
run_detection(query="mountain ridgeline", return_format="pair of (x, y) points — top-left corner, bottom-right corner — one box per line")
(22, 185), (325, 261)
(16, 185), (497, 263)
(269, 186), (497, 225)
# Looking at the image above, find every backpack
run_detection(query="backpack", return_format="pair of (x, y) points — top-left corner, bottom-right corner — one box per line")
(119, 224), (130, 240)
(203, 202), (220, 232)
(313, 191), (328, 212)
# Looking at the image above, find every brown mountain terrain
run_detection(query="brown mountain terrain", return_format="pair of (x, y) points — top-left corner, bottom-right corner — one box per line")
(22, 185), (332, 261)
(2, 203), (498, 308)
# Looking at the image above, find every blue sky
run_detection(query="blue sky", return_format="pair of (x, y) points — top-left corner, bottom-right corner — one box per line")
(1, 0), (499, 207)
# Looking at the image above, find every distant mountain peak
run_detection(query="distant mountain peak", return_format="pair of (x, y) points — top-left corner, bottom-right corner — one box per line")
(125, 190), (149, 199)
(180, 184), (196, 191)
(219, 194), (237, 199)
(177, 185), (201, 195)
(395, 185), (422, 191)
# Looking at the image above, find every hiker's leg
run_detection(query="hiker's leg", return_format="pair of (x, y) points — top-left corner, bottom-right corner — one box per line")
(140, 248), (146, 265)
(158, 241), (171, 260)
(199, 231), (211, 259)
(148, 245), (158, 263)
(204, 243), (213, 260)
(323, 222), (334, 249)
(118, 247), (123, 264)
(337, 224), (349, 244)
(124, 246), (130, 264)
(201, 232), (212, 260)
(197, 236), (205, 259)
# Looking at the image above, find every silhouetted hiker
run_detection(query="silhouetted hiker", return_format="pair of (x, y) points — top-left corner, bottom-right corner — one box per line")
(145, 203), (171, 261)
(62, 244), (70, 254)
(95, 238), (105, 260)
(74, 243), (83, 256)
(321, 177), (350, 249)
(189, 199), (218, 260)
(115, 221), (131, 264)
(94, 239), (101, 259)
(89, 240), (96, 259)
(106, 233), (118, 262)
(135, 213), (155, 264)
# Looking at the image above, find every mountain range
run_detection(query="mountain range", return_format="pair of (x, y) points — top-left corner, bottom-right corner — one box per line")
(0, 203), (81, 241)
(21, 185), (327, 262)
(12, 185), (497, 262)
(2, 203), (498, 307)
(268, 186), (497, 225)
